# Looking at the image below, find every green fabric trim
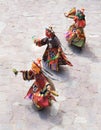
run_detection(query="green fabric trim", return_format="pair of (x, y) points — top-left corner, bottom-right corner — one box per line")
(47, 55), (59, 63)
(72, 39), (85, 47)
(76, 13), (84, 20)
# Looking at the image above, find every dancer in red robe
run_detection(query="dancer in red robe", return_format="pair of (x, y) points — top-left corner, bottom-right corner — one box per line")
(33, 27), (73, 71)
(13, 59), (58, 110)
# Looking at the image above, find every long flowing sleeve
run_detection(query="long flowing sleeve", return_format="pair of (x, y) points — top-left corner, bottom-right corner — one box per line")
(35, 37), (48, 47)
(22, 70), (35, 80)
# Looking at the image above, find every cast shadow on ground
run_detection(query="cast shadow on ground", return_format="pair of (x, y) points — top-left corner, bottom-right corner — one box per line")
(32, 104), (51, 119)
(53, 66), (72, 82)
(42, 62), (72, 82)
(68, 43), (99, 62)
(31, 103), (63, 125)
(68, 44), (82, 54)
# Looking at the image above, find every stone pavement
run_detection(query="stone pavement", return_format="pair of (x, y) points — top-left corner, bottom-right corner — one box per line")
(0, 0), (101, 130)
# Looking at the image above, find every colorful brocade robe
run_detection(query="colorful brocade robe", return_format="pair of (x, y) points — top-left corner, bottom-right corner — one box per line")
(22, 70), (56, 108)
(36, 35), (72, 71)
